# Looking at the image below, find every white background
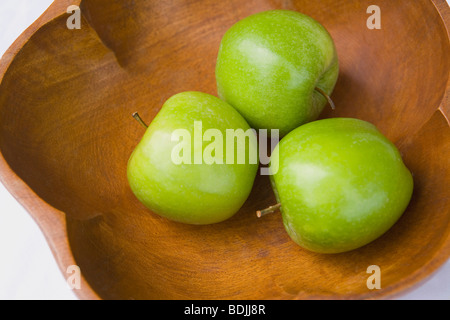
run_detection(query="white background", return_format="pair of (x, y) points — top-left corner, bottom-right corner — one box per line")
(0, 0), (449, 300)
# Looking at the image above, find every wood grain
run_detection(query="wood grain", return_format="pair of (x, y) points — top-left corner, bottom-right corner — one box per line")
(0, 0), (448, 300)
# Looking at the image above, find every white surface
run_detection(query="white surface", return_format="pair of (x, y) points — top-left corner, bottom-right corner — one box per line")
(0, 0), (449, 300)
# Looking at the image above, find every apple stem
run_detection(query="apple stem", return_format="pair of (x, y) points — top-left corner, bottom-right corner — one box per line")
(256, 203), (281, 218)
(315, 87), (336, 110)
(132, 112), (149, 129)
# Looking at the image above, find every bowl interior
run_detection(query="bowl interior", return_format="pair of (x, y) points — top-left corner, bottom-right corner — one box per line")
(0, 0), (449, 299)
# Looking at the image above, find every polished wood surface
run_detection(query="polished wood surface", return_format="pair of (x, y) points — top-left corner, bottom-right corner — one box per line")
(0, 0), (448, 300)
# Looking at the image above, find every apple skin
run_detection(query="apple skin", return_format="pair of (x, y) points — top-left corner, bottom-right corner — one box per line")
(127, 92), (258, 225)
(216, 10), (339, 136)
(269, 118), (414, 253)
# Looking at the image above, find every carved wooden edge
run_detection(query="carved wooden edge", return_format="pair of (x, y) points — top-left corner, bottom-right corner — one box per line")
(370, 111), (450, 301)
(0, 0), (99, 300)
(352, 1), (450, 301)
(0, 0), (447, 300)
(432, 0), (450, 124)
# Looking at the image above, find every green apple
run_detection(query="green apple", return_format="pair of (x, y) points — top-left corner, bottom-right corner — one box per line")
(267, 118), (413, 253)
(127, 92), (258, 225)
(216, 10), (339, 136)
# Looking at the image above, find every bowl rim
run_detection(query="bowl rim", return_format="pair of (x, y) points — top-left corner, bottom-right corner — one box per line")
(0, 0), (99, 300)
(0, 0), (448, 300)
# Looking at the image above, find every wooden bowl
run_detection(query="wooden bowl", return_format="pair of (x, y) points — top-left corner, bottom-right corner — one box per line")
(0, 0), (449, 300)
